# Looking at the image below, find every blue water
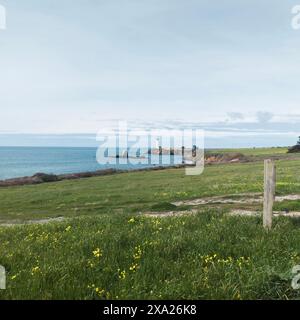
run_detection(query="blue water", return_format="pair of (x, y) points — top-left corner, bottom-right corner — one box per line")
(0, 147), (183, 180)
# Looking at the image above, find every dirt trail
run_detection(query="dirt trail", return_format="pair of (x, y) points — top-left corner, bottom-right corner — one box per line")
(229, 209), (300, 218)
(145, 208), (300, 218)
(172, 193), (300, 206)
(145, 193), (300, 218)
(144, 209), (199, 218)
(0, 217), (65, 227)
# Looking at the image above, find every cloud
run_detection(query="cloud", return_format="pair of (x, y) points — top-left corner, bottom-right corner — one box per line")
(256, 112), (274, 123)
(227, 112), (244, 121)
(2, 1), (300, 135)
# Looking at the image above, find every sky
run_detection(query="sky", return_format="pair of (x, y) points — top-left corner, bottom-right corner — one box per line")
(0, 0), (300, 147)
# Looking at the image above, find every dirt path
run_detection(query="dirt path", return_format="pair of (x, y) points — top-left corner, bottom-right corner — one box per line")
(145, 208), (300, 218)
(145, 193), (300, 218)
(229, 209), (300, 218)
(0, 217), (65, 227)
(144, 209), (199, 218)
(172, 193), (300, 206)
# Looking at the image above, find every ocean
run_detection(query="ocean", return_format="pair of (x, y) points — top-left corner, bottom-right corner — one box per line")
(0, 147), (184, 180)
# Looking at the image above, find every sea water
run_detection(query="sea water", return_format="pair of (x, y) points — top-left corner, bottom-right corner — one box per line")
(0, 147), (183, 180)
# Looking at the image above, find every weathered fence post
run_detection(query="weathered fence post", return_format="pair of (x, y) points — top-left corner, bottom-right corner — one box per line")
(263, 159), (276, 230)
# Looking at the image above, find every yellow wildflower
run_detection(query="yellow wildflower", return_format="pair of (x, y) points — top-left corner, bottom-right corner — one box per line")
(95, 287), (105, 297)
(133, 245), (142, 260)
(92, 248), (102, 258)
(87, 259), (95, 268)
(31, 266), (41, 276)
(129, 263), (139, 273)
(118, 269), (126, 280)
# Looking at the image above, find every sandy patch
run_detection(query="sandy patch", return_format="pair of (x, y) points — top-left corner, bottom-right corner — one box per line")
(229, 209), (300, 218)
(144, 209), (199, 218)
(0, 217), (65, 227)
(173, 193), (300, 207)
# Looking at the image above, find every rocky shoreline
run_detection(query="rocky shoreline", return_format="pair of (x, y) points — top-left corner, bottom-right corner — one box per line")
(0, 164), (189, 188)
(0, 152), (251, 188)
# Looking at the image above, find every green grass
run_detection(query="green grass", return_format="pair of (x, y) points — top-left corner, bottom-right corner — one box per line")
(1, 158), (300, 221)
(150, 202), (178, 211)
(1, 212), (300, 300)
(1, 147), (300, 299)
(274, 200), (300, 212)
(208, 147), (290, 156)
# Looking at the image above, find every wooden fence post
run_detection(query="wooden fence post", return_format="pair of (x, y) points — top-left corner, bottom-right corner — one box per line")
(263, 159), (276, 230)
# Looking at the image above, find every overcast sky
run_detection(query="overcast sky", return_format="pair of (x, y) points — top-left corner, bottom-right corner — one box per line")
(1, 0), (300, 140)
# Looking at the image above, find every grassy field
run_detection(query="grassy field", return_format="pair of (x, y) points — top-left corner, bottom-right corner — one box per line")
(1, 147), (300, 299)
(208, 147), (289, 156)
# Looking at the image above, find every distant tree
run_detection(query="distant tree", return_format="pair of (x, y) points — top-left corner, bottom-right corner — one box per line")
(287, 136), (300, 153)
